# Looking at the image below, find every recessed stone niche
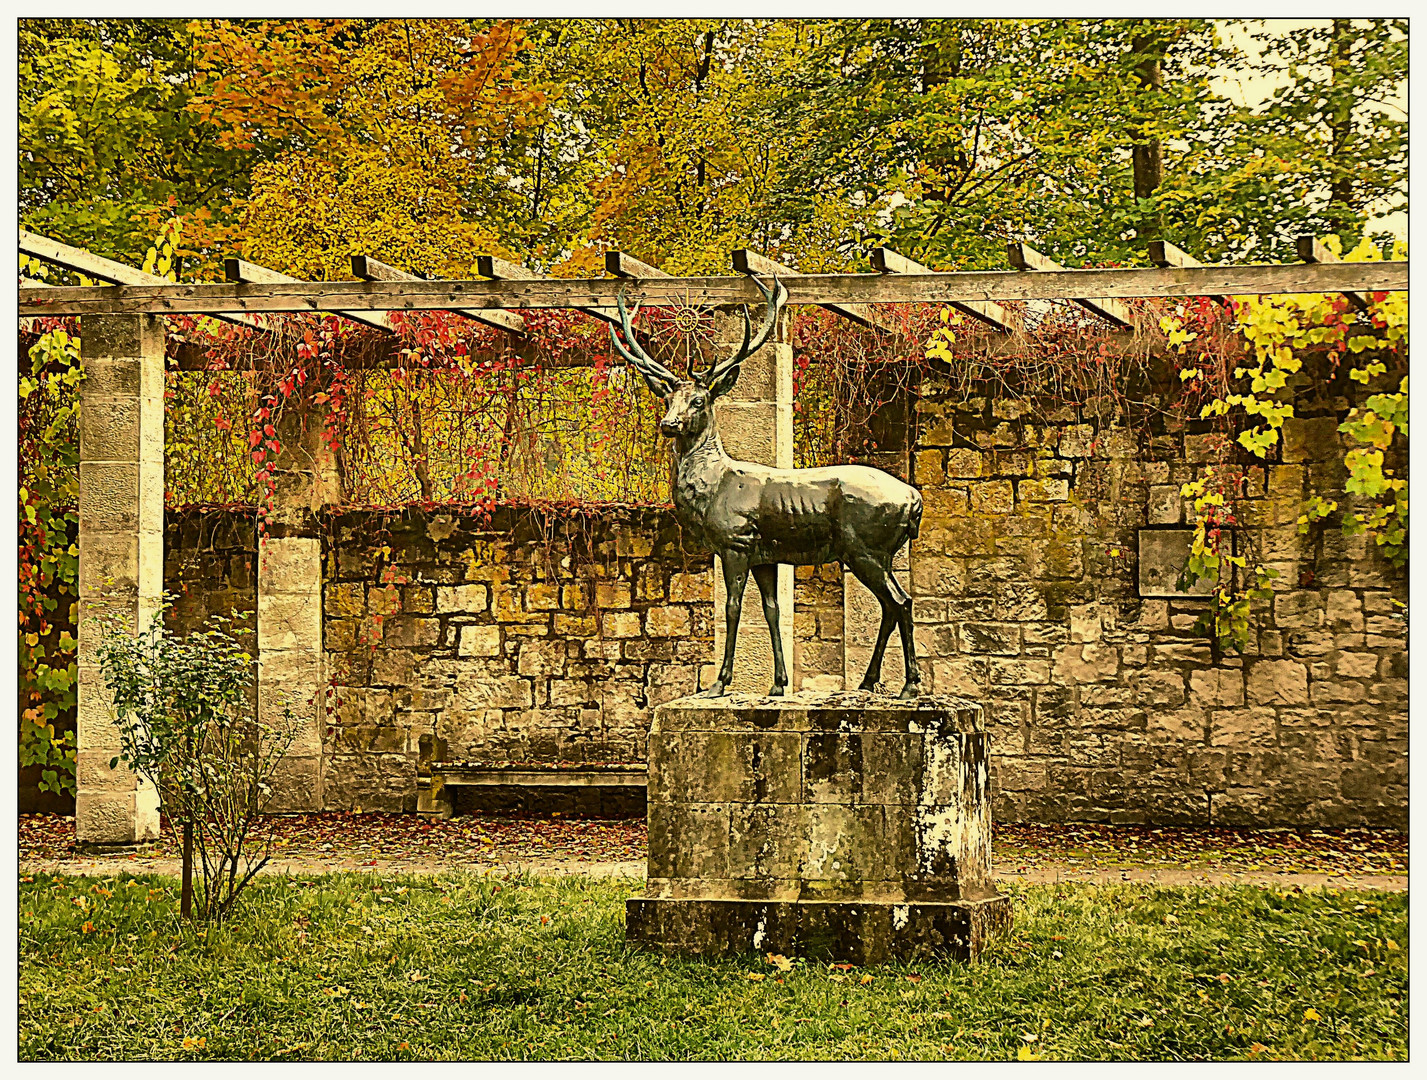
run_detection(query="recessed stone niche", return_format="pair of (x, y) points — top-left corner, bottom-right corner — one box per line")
(1138, 528), (1216, 599)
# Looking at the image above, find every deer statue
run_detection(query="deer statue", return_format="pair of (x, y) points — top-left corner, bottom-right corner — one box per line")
(608, 275), (923, 699)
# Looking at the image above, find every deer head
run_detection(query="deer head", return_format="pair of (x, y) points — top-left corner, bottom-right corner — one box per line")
(608, 276), (787, 440)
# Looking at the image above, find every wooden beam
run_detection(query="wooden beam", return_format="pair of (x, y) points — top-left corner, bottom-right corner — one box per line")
(225, 258), (393, 333)
(350, 255), (525, 335)
(1007, 242), (1136, 329)
(1147, 241), (1225, 304)
(19, 229), (263, 331)
(605, 251), (671, 279)
(732, 248), (894, 333)
(476, 255), (620, 326)
(870, 247), (1011, 332)
(17, 262), (1409, 319)
(1296, 236), (1371, 313)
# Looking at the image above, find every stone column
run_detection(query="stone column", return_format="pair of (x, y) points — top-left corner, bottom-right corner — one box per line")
(75, 315), (164, 847)
(844, 547), (911, 691)
(259, 403), (340, 811)
(709, 323), (795, 694)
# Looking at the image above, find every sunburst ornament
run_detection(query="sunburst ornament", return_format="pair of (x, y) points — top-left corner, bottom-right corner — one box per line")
(645, 281), (719, 380)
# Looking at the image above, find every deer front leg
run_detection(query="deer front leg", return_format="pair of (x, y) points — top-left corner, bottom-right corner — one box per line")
(701, 554), (749, 698)
(751, 563), (788, 696)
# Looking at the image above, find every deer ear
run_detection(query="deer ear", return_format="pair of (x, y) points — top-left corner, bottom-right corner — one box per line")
(707, 362), (741, 399)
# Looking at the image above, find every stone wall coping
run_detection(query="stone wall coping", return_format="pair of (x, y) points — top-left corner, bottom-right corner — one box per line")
(655, 691), (984, 733)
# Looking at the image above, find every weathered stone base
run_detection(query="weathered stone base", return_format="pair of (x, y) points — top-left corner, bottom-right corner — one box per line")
(625, 894), (1011, 964)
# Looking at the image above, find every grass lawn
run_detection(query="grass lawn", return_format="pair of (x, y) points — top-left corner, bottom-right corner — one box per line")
(18, 871), (1406, 1061)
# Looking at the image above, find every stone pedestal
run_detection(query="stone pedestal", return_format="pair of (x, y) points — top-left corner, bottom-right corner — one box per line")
(626, 692), (1010, 963)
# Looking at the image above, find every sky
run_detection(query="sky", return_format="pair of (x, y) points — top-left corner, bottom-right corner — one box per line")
(1211, 19), (1408, 243)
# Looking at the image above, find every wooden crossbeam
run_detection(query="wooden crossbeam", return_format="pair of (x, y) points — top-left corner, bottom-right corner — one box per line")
(350, 255), (524, 335)
(605, 251), (671, 279)
(732, 248), (894, 332)
(1297, 236), (1371, 313)
(475, 254), (620, 326)
(225, 258), (393, 333)
(870, 247), (1011, 332)
(1007, 242), (1136, 330)
(17, 262), (1409, 319)
(1147, 241), (1225, 304)
(19, 228), (263, 330)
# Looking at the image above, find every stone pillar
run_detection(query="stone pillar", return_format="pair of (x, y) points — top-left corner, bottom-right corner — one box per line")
(75, 315), (164, 847)
(843, 546), (911, 691)
(709, 327), (795, 694)
(259, 403), (340, 811)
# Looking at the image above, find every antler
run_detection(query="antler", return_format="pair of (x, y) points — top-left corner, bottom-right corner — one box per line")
(698, 275), (787, 388)
(608, 289), (681, 396)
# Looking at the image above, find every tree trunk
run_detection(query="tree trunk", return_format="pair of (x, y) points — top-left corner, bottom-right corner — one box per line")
(1131, 31), (1164, 239)
(1326, 19), (1356, 239)
(181, 819), (193, 919)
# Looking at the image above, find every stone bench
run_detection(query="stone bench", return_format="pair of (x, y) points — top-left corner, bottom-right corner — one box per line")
(416, 761), (646, 819)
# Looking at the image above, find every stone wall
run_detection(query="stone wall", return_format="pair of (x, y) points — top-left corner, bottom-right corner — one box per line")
(154, 346), (1408, 827)
(907, 353), (1408, 828)
(320, 506), (714, 812)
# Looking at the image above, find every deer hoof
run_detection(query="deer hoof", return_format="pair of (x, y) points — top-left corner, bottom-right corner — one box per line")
(898, 682), (922, 700)
(698, 681), (728, 698)
(767, 684), (785, 698)
(857, 680), (879, 693)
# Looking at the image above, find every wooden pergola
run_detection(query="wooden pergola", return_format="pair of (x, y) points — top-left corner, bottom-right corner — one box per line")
(20, 227), (1406, 848)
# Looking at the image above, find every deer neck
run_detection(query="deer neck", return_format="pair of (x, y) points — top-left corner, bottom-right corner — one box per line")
(671, 420), (728, 524)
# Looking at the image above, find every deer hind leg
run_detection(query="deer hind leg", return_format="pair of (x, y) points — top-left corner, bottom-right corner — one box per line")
(847, 555), (900, 693)
(885, 564), (921, 698)
(751, 563), (788, 696)
(702, 554), (749, 698)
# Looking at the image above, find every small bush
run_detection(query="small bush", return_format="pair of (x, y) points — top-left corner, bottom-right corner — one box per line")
(95, 605), (301, 921)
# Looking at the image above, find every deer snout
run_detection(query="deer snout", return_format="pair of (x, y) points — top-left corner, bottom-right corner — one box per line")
(659, 416), (683, 436)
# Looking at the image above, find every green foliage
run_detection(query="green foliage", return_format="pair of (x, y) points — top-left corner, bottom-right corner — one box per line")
(17, 19), (1407, 275)
(18, 20), (255, 270)
(17, 874), (1409, 1060)
(18, 297), (84, 797)
(94, 607), (299, 921)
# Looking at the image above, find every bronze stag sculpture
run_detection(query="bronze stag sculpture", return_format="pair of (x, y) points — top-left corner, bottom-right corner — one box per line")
(609, 276), (923, 699)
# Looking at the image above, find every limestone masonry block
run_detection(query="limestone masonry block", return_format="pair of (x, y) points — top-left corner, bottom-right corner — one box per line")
(435, 583), (491, 613)
(603, 611), (643, 638)
(1246, 659), (1310, 706)
(647, 604), (692, 638)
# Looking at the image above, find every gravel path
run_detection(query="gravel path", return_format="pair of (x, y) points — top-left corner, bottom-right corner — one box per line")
(19, 853), (1405, 892)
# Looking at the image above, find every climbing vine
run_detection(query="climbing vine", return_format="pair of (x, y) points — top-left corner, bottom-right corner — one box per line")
(1164, 237), (1408, 650)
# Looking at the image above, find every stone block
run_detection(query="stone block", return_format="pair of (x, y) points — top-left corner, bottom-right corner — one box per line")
(1246, 660), (1309, 706)
(326, 582), (365, 618)
(1209, 707), (1277, 747)
(1147, 484), (1183, 524)
(596, 581), (633, 609)
(518, 639), (568, 677)
(603, 611), (642, 638)
(670, 572), (713, 603)
(970, 480), (1014, 515)
(435, 583), (490, 613)
(647, 605), (692, 638)
(458, 624), (502, 657)
(944, 448), (984, 478)
(1190, 669), (1245, 707)
(1020, 478), (1069, 502)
